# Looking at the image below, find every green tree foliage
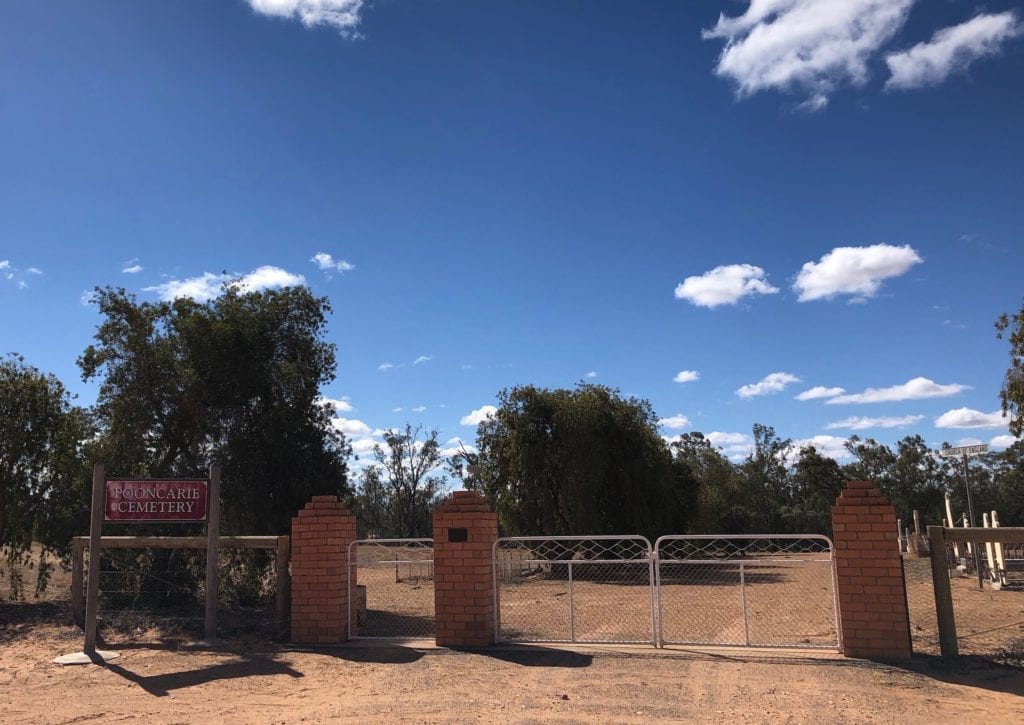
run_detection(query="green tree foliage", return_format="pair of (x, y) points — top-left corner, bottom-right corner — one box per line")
(738, 424), (793, 533)
(786, 445), (845, 534)
(79, 285), (350, 534)
(670, 433), (747, 533)
(0, 355), (93, 597)
(468, 384), (688, 538)
(996, 301), (1024, 436)
(351, 424), (447, 537)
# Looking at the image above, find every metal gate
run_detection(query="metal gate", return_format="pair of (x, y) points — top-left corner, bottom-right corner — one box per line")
(655, 535), (839, 649)
(347, 538), (434, 638)
(493, 535), (656, 644)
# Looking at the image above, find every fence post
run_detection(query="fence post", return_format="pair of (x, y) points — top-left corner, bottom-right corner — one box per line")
(204, 463), (221, 642)
(276, 535), (290, 623)
(927, 525), (958, 658)
(433, 491), (498, 647)
(83, 464), (105, 654)
(831, 480), (911, 660)
(71, 538), (84, 625)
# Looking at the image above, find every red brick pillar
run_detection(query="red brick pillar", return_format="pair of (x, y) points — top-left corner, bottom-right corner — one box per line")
(832, 480), (912, 660)
(433, 491), (498, 648)
(290, 495), (356, 645)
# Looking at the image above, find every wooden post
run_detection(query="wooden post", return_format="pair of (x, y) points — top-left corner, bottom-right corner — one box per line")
(275, 535), (290, 623)
(83, 464), (105, 654)
(927, 525), (958, 658)
(204, 463), (221, 642)
(71, 538), (85, 625)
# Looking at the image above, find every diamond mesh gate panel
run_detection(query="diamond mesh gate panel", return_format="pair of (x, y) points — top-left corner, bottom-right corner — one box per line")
(656, 536), (839, 649)
(494, 536), (655, 644)
(349, 539), (434, 638)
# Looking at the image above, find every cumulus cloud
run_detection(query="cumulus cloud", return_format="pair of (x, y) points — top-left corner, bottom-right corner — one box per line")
(122, 258), (143, 274)
(584, 371), (598, 379)
(702, 0), (914, 109)
(886, 12), (1022, 90)
(311, 252), (355, 274)
(706, 431), (755, 461)
(658, 414), (690, 430)
(413, 355), (433, 366)
(990, 434), (1019, 449)
(793, 244), (922, 302)
(736, 372), (800, 399)
(792, 435), (851, 461)
(349, 437), (380, 457)
(331, 417), (372, 437)
(674, 264), (779, 308)
(143, 265), (305, 302)
(318, 396), (354, 413)
(461, 405), (497, 427)
(934, 408), (1008, 430)
(827, 377), (969, 404)
(673, 370), (700, 384)
(795, 386), (845, 401)
(825, 415), (924, 430)
(247, 0), (365, 35)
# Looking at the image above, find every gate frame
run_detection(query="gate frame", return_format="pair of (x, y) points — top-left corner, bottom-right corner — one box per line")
(492, 534), (657, 645)
(346, 537), (434, 639)
(653, 533), (840, 650)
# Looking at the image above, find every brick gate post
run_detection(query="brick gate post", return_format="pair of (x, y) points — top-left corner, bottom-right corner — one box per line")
(290, 495), (357, 645)
(832, 480), (912, 660)
(432, 491), (498, 647)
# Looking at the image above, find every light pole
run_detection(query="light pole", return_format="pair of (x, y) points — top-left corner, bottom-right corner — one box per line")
(940, 444), (988, 589)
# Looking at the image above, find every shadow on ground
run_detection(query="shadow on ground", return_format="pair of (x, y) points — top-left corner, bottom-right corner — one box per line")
(103, 653), (303, 697)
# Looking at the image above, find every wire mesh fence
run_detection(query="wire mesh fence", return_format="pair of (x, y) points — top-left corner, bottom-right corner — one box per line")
(494, 536), (656, 644)
(906, 544), (1024, 663)
(348, 539), (434, 638)
(79, 539), (287, 645)
(655, 536), (838, 649)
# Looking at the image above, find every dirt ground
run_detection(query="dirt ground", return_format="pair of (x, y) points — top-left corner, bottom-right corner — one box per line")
(2, 621), (1024, 724)
(2, 548), (1023, 723)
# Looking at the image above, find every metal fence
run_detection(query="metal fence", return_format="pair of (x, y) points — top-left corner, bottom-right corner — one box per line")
(72, 536), (289, 644)
(655, 535), (839, 649)
(347, 538), (434, 638)
(494, 535), (656, 644)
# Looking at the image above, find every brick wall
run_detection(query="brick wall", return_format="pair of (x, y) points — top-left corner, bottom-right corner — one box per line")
(290, 495), (356, 645)
(432, 491), (498, 648)
(832, 480), (912, 660)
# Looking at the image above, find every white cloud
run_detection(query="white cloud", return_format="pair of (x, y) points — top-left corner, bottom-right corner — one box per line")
(706, 431), (755, 460)
(703, 0), (914, 108)
(827, 377), (970, 404)
(736, 372), (800, 399)
(886, 12), (1023, 90)
(392, 407), (403, 413)
(584, 371), (598, 379)
(792, 435), (851, 461)
(0, 260), (9, 270)
(952, 436), (984, 448)
(311, 252), (355, 274)
(990, 434), (1019, 449)
(318, 396), (353, 413)
(793, 244), (922, 302)
(122, 258), (143, 274)
(349, 437), (380, 456)
(247, 0), (365, 35)
(413, 355), (433, 366)
(825, 415), (924, 430)
(378, 362), (395, 372)
(26, 267), (43, 275)
(143, 265), (304, 302)
(934, 408), (1008, 430)
(795, 386), (845, 401)
(411, 405), (427, 413)
(331, 417), (372, 437)
(658, 414), (690, 430)
(80, 290), (98, 306)
(673, 370), (700, 384)
(674, 264), (779, 308)
(461, 405), (497, 427)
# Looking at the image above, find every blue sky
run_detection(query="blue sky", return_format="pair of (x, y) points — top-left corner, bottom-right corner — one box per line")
(2, 0), (1022, 465)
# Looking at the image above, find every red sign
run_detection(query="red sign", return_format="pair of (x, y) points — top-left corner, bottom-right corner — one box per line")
(104, 479), (208, 522)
